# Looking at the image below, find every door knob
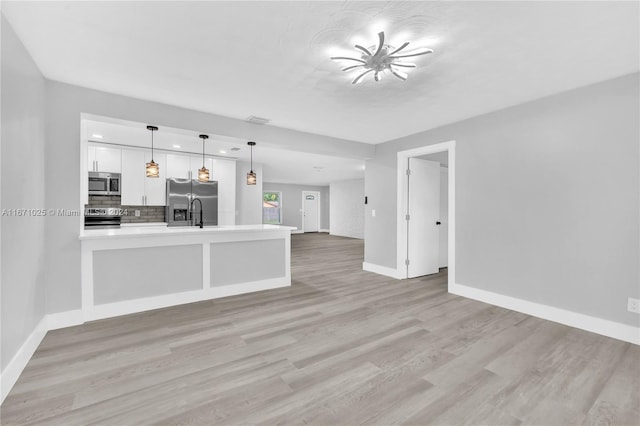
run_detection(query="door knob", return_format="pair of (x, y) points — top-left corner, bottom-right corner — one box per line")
(436, 221), (441, 225)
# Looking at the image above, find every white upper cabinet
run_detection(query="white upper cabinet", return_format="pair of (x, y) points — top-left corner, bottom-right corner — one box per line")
(121, 149), (166, 206)
(121, 149), (145, 206)
(88, 145), (122, 173)
(166, 154), (191, 179)
(211, 158), (236, 226)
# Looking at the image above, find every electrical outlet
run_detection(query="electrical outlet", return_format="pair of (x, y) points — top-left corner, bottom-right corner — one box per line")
(135, 210), (140, 217)
(628, 297), (640, 314)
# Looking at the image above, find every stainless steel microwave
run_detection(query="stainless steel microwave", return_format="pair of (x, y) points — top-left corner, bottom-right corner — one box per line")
(88, 172), (121, 196)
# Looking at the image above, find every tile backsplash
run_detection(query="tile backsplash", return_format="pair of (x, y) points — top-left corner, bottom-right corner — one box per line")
(86, 196), (165, 224)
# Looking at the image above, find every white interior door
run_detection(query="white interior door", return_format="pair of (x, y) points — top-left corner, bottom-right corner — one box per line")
(439, 168), (449, 268)
(302, 191), (319, 232)
(407, 158), (441, 278)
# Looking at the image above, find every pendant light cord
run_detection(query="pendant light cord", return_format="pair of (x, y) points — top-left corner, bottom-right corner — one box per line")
(202, 137), (205, 167)
(151, 129), (155, 162)
(250, 144), (253, 172)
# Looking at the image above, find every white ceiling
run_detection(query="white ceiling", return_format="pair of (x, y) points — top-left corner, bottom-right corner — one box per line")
(85, 118), (365, 186)
(3, 1), (638, 144)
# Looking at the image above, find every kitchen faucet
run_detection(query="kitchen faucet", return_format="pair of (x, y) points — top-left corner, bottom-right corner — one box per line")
(190, 197), (204, 228)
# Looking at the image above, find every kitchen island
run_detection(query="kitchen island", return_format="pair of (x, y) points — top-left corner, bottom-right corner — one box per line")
(80, 224), (295, 321)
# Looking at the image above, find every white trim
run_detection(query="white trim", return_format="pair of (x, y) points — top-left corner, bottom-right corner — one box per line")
(1, 317), (47, 403)
(291, 230), (303, 234)
(301, 191), (321, 233)
(362, 262), (403, 280)
(319, 228), (329, 233)
(450, 283), (640, 345)
(47, 309), (84, 330)
(396, 141), (456, 286)
(86, 278), (289, 322)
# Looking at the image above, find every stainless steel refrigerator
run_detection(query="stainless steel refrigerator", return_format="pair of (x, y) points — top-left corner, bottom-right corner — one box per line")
(166, 178), (218, 227)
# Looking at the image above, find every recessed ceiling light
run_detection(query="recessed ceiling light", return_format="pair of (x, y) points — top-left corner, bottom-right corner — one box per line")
(172, 144), (181, 148)
(219, 150), (227, 154)
(91, 134), (103, 139)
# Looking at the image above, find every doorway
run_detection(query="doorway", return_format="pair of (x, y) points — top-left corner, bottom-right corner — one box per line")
(396, 141), (456, 287)
(302, 191), (320, 232)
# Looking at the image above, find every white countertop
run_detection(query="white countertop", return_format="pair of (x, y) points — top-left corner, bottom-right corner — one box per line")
(80, 224), (297, 240)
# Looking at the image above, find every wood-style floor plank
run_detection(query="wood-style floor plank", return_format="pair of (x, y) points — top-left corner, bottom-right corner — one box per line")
(1, 233), (638, 425)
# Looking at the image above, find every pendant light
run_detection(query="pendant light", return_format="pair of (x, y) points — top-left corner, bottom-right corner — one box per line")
(145, 125), (159, 178)
(247, 141), (257, 185)
(198, 134), (210, 182)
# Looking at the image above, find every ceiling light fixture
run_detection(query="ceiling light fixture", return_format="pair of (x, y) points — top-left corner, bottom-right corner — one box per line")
(219, 150), (227, 154)
(91, 134), (103, 139)
(247, 141), (257, 185)
(330, 31), (433, 84)
(172, 144), (181, 148)
(198, 134), (210, 182)
(145, 125), (159, 178)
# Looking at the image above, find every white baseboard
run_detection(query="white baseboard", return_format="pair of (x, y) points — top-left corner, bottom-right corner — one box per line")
(291, 230), (303, 234)
(1, 316), (47, 403)
(362, 262), (403, 280)
(86, 277), (290, 322)
(47, 309), (84, 330)
(449, 283), (640, 345)
(319, 229), (329, 233)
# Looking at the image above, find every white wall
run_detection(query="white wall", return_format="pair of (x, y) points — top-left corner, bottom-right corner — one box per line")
(263, 183), (329, 232)
(364, 73), (640, 327)
(1, 14), (47, 373)
(330, 179), (364, 239)
(235, 161), (263, 225)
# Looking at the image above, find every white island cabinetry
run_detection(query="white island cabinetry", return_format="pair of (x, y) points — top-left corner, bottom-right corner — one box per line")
(80, 225), (294, 321)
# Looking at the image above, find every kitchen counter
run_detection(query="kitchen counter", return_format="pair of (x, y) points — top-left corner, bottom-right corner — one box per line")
(80, 224), (295, 240)
(80, 224), (295, 322)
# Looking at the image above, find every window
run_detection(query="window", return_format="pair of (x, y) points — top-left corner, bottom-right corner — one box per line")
(263, 192), (282, 225)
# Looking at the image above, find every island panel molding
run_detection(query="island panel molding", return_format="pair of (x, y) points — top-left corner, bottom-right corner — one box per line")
(80, 225), (294, 321)
(211, 239), (285, 286)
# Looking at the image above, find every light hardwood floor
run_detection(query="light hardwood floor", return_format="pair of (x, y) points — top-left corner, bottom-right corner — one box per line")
(2, 233), (638, 425)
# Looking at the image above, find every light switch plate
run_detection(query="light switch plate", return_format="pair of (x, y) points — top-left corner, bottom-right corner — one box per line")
(628, 297), (640, 314)
(372, 209), (376, 217)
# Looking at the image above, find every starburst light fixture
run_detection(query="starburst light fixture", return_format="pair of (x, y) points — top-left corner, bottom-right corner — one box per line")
(330, 31), (433, 84)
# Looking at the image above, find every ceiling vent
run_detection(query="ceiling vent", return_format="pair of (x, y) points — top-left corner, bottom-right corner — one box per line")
(246, 115), (270, 125)
(230, 147), (241, 152)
